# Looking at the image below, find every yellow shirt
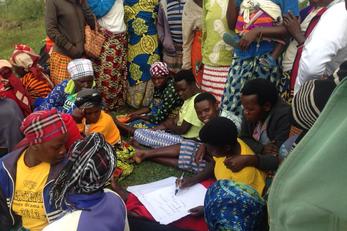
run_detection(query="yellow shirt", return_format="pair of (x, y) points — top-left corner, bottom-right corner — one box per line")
(213, 139), (266, 196)
(12, 151), (50, 231)
(78, 110), (120, 145)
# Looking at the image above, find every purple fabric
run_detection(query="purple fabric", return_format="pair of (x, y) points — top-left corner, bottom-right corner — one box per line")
(77, 191), (126, 231)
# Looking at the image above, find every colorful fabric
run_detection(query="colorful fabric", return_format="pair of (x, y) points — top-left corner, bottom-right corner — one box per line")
(278, 70), (292, 104)
(148, 78), (182, 124)
(21, 72), (53, 100)
(12, 151), (50, 231)
(202, 0), (233, 66)
(50, 133), (116, 209)
(93, 30), (128, 110)
(114, 141), (136, 179)
(178, 139), (206, 173)
(19, 109), (67, 146)
(166, 0), (185, 45)
(9, 44), (40, 69)
(163, 43), (183, 73)
(77, 111), (121, 146)
(134, 129), (183, 148)
(220, 53), (281, 117)
(36, 80), (75, 113)
(191, 30), (203, 86)
(201, 65), (229, 102)
(61, 113), (82, 150)
(67, 59), (94, 80)
(150, 61), (169, 77)
(178, 93), (204, 139)
(87, 0), (115, 18)
(204, 179), (265, 231)
(124, 0), (160, 86)
(50, 50), (71, 85)
(127, 80), (154, 108)
(213, 139), (266, 196)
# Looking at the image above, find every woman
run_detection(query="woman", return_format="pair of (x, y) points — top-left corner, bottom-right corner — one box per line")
(0, 110), (70, 231)
(36, 58), (95, 114)
(220, 0), (299, 118)
(43, 133), (129, 231)
(45, 0), (95, 85)
(200, 0), (234, 102)
(88, 0), (128, 110)
(124, 0), (160, 108)
(10, 44), (54, 106)
(0, 59), (32, 116)
(182, 0), (203, 86)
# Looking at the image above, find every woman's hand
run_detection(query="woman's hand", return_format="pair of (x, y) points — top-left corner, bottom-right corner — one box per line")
(283, 12), (305, 44)
(189, 206), (204, 217)
(239, 28), (259, 50)
(72, 108), (84, 123)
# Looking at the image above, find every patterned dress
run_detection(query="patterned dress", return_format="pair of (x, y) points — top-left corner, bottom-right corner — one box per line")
(124, 0), (160, 108)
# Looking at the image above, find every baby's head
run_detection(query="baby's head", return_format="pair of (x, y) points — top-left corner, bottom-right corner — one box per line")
(199, 117), (238, 158)
(75, 88), (103, 124)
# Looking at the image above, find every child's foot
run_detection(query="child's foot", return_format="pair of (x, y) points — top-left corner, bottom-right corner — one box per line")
(133, 149), (147, 164)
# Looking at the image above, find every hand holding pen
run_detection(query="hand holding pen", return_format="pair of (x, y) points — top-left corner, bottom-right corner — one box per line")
(175, 172), (185, 195)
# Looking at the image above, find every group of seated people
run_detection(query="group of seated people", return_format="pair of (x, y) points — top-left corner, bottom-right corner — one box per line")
(1, 38), (347, 231)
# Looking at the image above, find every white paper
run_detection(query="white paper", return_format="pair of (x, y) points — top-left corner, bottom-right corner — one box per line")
(127, 177), (207, 225)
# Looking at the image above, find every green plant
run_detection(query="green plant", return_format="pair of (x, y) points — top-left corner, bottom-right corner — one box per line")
(0, 0), (44, 21)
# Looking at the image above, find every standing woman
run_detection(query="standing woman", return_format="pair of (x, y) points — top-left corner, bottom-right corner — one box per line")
(45, 0), (95, 85)
(88, 0), (128, 111)
(124, 0), (160, 108)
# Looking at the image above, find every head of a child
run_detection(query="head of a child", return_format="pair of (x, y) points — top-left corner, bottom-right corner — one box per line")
(240, 79), (278, 123)
(75, 88), (103, 124)
(194, 92), (219, 124)
(150, 62), (170, 89)
(199, 117), (239, 158)
(174, 69), (197, 101)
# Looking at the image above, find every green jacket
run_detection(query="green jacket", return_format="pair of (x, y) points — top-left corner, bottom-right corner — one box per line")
(268, 78), (347, 231)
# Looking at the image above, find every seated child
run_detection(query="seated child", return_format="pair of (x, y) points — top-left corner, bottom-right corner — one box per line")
(73, 88), (134, 178)
(43, 133), (129, 231)
(117, 70), (202, 148)
(126, 62), (182, 127)
(181, 117), (266, 229)
(134, 92), (219, 173)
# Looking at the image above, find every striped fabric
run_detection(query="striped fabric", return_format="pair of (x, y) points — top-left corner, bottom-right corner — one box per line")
(50, 50), (71, 85)
(167, 0), (185, 44)
(178, 139), (206, 173)
(201, 65), (229, 102)
(21, 72), (52, 100)
(134, 129), (183, 148)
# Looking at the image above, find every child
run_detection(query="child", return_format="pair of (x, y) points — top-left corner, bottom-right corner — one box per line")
(43, 133), (129, 231)
(134, 92), (219, 173)
(73, 88), (134, 178)
(126, 62), (182, 127)
(180, 117), (266, 196)
(117, 70), (202, 148)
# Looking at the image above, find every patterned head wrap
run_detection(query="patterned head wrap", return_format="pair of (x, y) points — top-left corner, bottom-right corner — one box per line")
(50, 133), (116, 209)
(17, 109), (67, 147)
(75, 88), (103, 109)
(204, 180), (265, 231)
(292, 79), (336, 131)
(150, 61), (169, 77)
(67, 58), (94, 80)
(9, 44), (40, 71)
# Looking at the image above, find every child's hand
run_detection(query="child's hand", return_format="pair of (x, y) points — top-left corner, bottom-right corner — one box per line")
(262, 141), (278, 155)
(189, 206), (204, 217)
(195, 143), (206, 163)
(239, 29), (259, 50)
(176, 176), (196, 189)
(224, 155), (254, 172)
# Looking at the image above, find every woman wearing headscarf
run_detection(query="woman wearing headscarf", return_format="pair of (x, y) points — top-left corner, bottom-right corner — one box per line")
(87, 0), (128, 111)
(0, 59), (32, 116)
(45, 0), (95, 85)
(36, 58), (95, 114)
(10, 44), (54, 105)
(0, 109), (70, 231)
(124, 0), (160, 108)
(43, 133), (129, 231)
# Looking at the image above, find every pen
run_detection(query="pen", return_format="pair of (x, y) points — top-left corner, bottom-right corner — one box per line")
(175, 172), (185, 195)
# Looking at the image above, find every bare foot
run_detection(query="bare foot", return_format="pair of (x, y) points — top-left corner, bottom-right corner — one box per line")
(133, 149), (147, 164)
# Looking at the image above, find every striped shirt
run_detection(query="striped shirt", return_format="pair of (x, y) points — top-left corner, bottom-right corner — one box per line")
(21, 72), (52, 100)
(167, 0), (185, 44)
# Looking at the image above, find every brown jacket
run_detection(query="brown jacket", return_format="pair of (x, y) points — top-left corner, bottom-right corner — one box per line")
(45, 0), (95, 58)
